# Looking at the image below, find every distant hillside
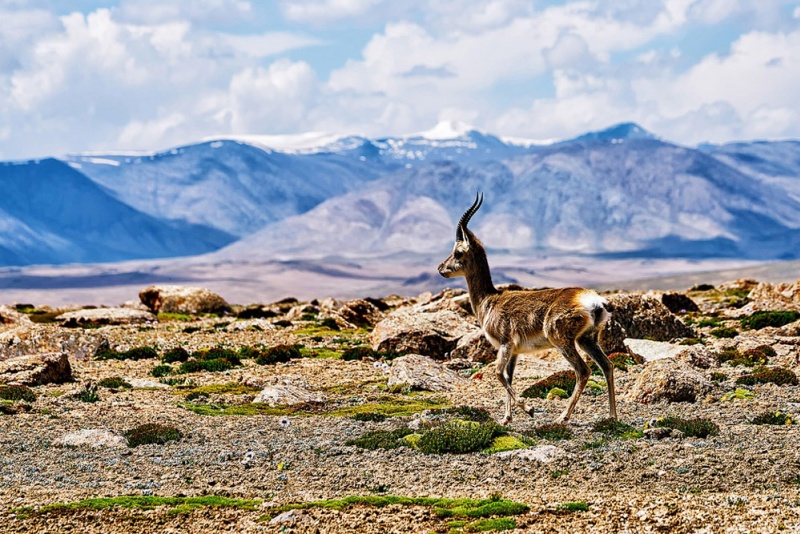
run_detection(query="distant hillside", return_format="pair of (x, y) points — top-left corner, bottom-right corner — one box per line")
(1, 122), (800, 267)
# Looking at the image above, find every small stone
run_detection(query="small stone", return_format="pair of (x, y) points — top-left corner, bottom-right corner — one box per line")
(53, 429), (126, 449)
(387, 354), (469, 392)
(252, 384), (326, 406)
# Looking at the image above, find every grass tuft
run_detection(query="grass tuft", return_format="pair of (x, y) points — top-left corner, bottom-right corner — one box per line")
(736, 367), (798, 387)
(520, 371), (576, 399)
(0, 385), (36, 403)
(740, 311), (800, 330)
(124, 423), (182, 447)
(650, 416), (719, 438)
(591, 418), (642, 439)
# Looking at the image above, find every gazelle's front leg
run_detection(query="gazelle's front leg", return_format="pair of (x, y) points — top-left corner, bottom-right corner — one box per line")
(495, 345), (527, 424)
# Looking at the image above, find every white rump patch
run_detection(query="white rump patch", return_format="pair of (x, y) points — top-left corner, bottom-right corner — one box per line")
(578, 292), (610, 325)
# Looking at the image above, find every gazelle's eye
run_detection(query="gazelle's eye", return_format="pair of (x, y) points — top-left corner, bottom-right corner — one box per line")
(454, 250), (463, 259)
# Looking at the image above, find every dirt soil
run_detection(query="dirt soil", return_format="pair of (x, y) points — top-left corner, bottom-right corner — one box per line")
(2, 288), (800, 533)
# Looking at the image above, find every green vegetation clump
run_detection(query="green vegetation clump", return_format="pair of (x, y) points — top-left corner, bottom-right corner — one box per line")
(178, 347), (241, 374)
(17, 495), (261, 516)
(427, 406), (493, 423)
(346, 428), (415, 450)
(266, 495), (528, 525)
(341, 346), (404, 361)
(75, 383), (99, 403)
(591, 418), (642, 439)
(740, 310), (800, 330)
(417, 421), (505, 455)
(558, 501), (589, 512)
(352, 412), (387, 422)
(736, 367), (798, 387)
(716, 345), (773, 367)
(651, 416), (720, 438)
(690, 284), (715, 291)
(710, 372), (728, 383)
(696, 317), (724, 328)
(254, 344), (302, 365)
(124, 423), (183, 447)
(720, 388), (754, 401)
(521, 370), (576, 399)
(162, 347), (190, 363)
(151, 365), (174, 378)
(95, 346), (159, 361)
(528, 423), (573, 441)
(0, 385), (36, 403)
(97, 377), (132, 390)
(710, 327), (738, 339)
(750, 410), (793, 425)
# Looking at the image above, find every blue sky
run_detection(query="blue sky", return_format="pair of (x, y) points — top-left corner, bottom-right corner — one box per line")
(1, 0), (799, 160)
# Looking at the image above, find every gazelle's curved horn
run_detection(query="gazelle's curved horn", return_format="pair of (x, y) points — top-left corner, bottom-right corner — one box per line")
(456, 192), (483, 241)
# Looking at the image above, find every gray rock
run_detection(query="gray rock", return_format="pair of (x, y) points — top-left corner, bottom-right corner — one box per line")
(335, 299), (384, 328)
(56, 307), (156, 326)
(496, 444), (570, 463)
(387, 354), (470, 392)
(270, 509), (302, 525)
(0, 306), (33, 331)
(599, 293), (695, 354)
(624, 338), (716, 368)
(370, 303), (479, 359)
(53, 429), (126, 449)
(126, 378), (169, 389)
(0, 351), (72, 386)
(253, 384), (326, 406)
(139, 285), (231, 315)
(628, 358), (711, 404)
(450, 329), (496, 363)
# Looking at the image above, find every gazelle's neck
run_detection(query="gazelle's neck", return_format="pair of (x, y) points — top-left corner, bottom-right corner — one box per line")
(464, 247), (497, 321)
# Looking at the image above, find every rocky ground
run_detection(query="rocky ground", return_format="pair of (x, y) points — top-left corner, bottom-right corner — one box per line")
(1, 281), (800, 533)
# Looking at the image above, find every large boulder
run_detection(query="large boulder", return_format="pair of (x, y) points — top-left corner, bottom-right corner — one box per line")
(387, 354), (469, 392)
(660, 292), (699, 314)
(370, 304), (479, 359)
(747, 280), (800, 312)
(0, 306), (33, 331)
(139, 285), (231, 315)
(628, 358), (711, 404)
(599, 293), (695, 354)
(0, 352), (72, 386)
(450, 330), (496, 363)
(56, 307), (156, 327)
(253, 384), (326, 406)
(624, 338), (716, 369)
(336, 299), (384, 328)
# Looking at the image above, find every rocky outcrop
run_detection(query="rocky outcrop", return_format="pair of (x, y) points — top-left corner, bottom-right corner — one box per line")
(253, 384), (326, 406)
(660, 292), (699, 314)
(56, 307), (156, 327)
(599, 294), (695, 354)
(53, 429), (126, 449)
(0, 306), (33, 331)
(139, 285), (231, 315)
(496, 444), (571, 463)
(387, 354), (469, 392)
(624, 338), (716, 369)
(450, 330), (496, 363)
(0, 352), (72, 386)
(336, 299), (384, 328)
(370, 302), (479, 359)
(746, 280), (800, 312)
(628, 358), (711, 404)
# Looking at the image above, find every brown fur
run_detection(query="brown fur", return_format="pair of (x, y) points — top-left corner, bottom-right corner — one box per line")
(439, 210), (618, 424)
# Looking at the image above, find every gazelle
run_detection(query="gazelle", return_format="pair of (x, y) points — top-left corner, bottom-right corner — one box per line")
(438, 193), (617, 424)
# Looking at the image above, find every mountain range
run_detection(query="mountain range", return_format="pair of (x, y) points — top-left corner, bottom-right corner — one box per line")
(2, 121), (800, 268)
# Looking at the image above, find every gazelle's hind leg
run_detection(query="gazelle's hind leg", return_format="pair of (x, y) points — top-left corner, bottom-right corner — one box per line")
(495, 346), (528, 424)
(578, 332), (617, 420)
(555, 344), (590, 423)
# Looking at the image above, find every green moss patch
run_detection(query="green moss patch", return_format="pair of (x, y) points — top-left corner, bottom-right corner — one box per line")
(521, 371), (576, 399)
(751, 410), (793, 425)
(95, 346), (159, 361)
(736, 367), (798, 386)
(267, 495), (528, 522)
(347, 428), (416, 450)
(484, 436), (528, 454)
(557, 501), (589, 512)
(650, 416), (719, 438)
(709, 327), (738, 339)
(17, 495), (261, 517)
(97, 377), (132, 390)
(720, 388), (754, 401)
(740, 310), (800, 330)
(463, 517), (517, 532)
(124, 423), (182, 447)
(0, 385), (36, 403)
(591, 418), (642, 439)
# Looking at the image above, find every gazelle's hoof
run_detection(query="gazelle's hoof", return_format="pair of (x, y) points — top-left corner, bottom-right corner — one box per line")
(500, 415), (512, 425)
(524, 404), (536, 418)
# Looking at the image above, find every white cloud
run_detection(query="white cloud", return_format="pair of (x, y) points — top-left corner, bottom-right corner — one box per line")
(281, 0), (383, 24)
(117, 0), (253, 25)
